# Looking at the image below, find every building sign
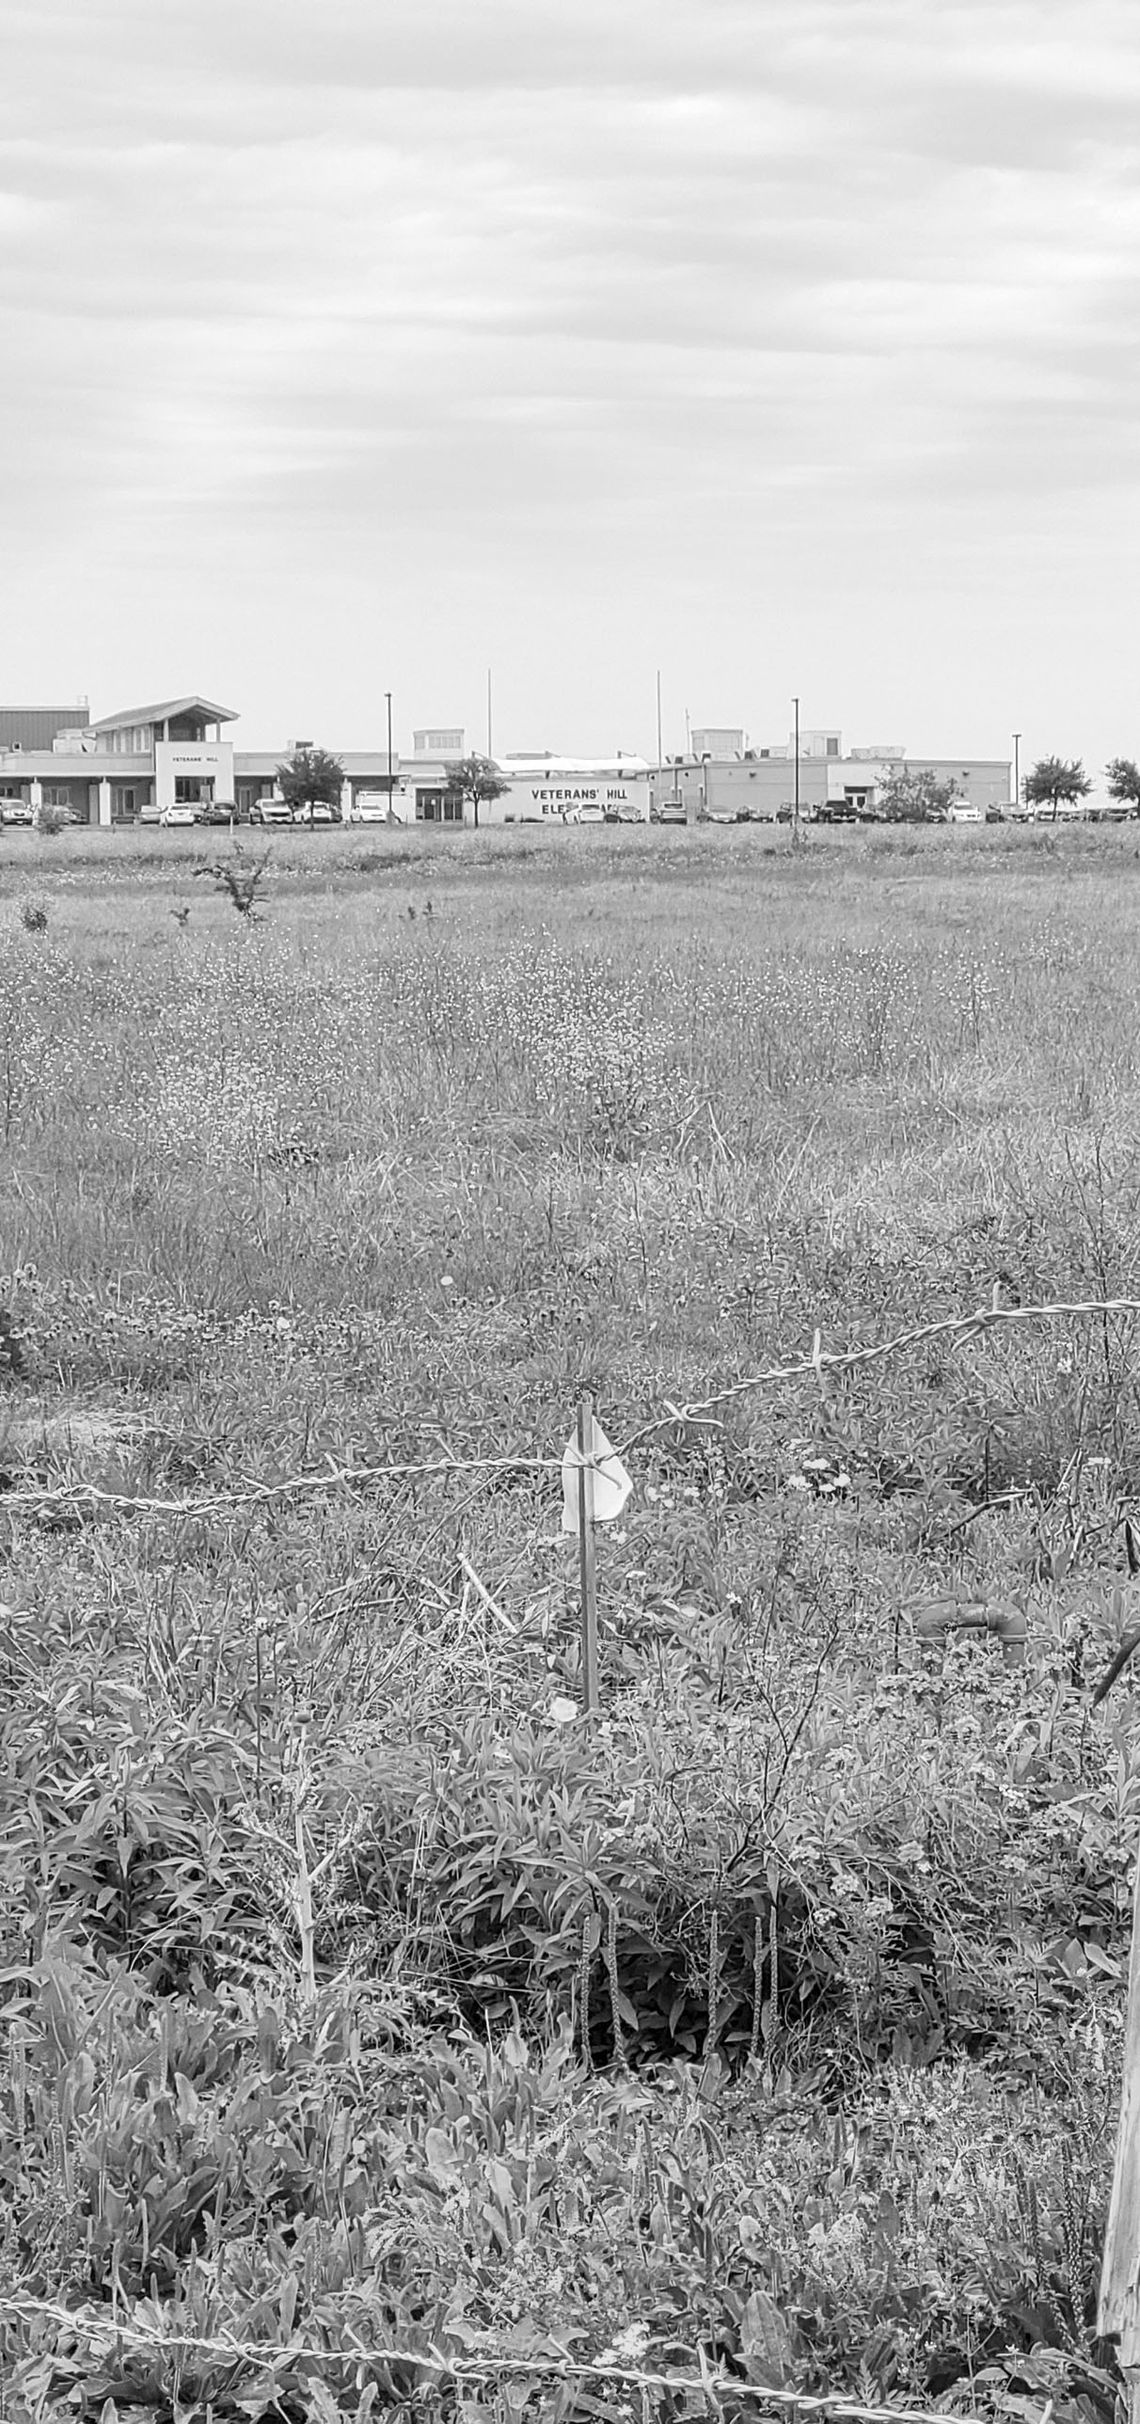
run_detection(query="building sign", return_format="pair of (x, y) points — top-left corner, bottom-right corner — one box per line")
(529, 785), (636, 810)
(494, 770), (649, 822)
(154, 740), (234, 808)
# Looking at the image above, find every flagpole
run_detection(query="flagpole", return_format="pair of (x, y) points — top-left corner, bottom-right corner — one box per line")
(576, 1390), (600, 1713)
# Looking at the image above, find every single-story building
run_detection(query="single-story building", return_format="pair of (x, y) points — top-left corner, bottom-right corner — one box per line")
(0, 700), (1012, 831)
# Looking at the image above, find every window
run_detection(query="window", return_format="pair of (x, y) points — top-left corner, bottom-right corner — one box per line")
(175, 777), (212, 804)
(43, 785), (74, 807)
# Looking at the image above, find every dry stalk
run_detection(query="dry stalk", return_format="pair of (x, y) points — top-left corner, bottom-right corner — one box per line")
(578, 1911), (593, 2072)
(606, 1899), (631, 2076)
(749, 1915), (765, 2066)
(704, 1904), (720, 2066)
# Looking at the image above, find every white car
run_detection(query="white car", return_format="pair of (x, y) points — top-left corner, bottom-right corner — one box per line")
(947, 801), (982, 824)
(251, 797), (295, 825)
(0, 798), (34, 827)
(292, 800), (337, 825)
(159, 805), (198, 828)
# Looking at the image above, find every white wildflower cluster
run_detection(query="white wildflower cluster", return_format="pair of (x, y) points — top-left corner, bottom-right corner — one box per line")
(537, 1007), (675, 1149)
(132, 1054), (282, 1168)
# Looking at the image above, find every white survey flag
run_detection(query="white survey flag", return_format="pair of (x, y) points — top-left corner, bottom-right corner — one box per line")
(561, 1414), (633, 1533)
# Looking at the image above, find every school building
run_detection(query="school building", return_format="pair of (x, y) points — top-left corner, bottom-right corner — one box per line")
(0, 698), (1011, 828)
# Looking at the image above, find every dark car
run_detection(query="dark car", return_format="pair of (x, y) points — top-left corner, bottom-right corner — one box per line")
(201, 801), (249, 827)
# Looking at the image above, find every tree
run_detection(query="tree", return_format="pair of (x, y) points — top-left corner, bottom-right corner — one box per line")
(1023, 756), (1091, 818)
(443, 755), (510, 830)
(194, 844), (271, 921)
(1106, 758), (1140, 817)
(875, 766), (959, 824)
(275, 746), (345, 818)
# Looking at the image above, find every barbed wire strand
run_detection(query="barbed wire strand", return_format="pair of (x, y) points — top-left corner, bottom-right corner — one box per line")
(625, 1292), (1140, 1442)
(0, 2291), (996, 2424)
(3, 1293), (1140, 1523)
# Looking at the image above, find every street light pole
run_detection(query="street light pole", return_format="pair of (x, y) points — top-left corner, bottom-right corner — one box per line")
(1013, 731), (1021, 810)
(385, 691), (393, 820)
(793, 696), (800, 825)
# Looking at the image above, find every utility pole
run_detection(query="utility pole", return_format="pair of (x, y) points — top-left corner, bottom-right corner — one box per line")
(793, 696), (801, 825)
(385, 690), (393, 817)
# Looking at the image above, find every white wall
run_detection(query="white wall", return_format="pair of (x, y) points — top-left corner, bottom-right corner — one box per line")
(154, 740), (235, 809)
(493, 768), (650, 823)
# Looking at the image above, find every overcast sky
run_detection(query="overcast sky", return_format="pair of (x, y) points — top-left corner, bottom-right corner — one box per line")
(3, 0), (1138, 772)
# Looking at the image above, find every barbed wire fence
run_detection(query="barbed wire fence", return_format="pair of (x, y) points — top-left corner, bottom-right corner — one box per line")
(2, 1291), (1139, 1526)
(0, 2290), (1038, 2424)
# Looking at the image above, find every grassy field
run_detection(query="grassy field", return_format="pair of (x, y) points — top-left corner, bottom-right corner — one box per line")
(4, 816), (1140, 2422)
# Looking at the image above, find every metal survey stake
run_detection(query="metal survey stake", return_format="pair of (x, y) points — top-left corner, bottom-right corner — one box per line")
(576, 1391), (600, 1714)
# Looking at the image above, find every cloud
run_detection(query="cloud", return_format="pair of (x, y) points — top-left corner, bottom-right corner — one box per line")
(2, 0), (1139, 758)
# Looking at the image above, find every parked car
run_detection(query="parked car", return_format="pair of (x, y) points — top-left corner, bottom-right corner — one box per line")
(0, 798), (34, 827)
(351, 791), (396, 823)
(159, 805), (198, 828)
(292, 800), (338, 825)
(201, 800), (246, 827)
(566, 803), (606, 825)
(948, 801), (983, 824)
(250, 797), (295, 825)
(651, 800), (688, 824)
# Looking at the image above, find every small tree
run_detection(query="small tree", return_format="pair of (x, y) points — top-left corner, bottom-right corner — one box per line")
(443, 755), (510, 830)
(876, 766), (959, 824)
(194, 844), (271, 921)
(1023, 756), (1091, 818)
(275, 747), (345, 819)
(1106, 758), (1140, 817)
